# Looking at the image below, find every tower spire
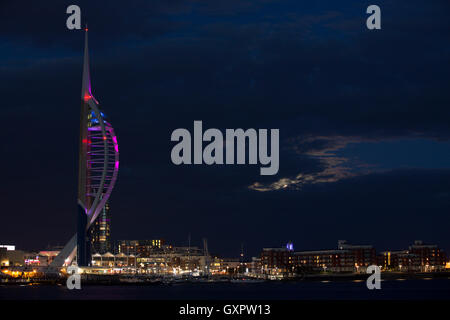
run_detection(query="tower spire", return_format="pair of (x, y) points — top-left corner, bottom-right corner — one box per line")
(81, 24), (91, 100)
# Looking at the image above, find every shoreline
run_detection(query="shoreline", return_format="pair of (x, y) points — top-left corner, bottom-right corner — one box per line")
(1, 271), (449, 286)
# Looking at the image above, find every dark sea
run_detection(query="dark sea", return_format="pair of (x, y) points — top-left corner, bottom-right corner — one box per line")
(1, 278), (450, 300)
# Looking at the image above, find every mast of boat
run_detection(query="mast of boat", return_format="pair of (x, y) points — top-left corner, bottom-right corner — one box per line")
(188, 233), (191, 274)
(240, 242), (244, 274)
(203, 238), (210, 277)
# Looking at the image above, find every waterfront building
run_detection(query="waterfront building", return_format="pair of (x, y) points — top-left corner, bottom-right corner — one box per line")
(378, 250), (408, 271)
(0, 245), (15, 251)
(337, 240), (377, 269)
(408, 240), (447, 271)
(96, 252), (114, 267)
(378, 241), (447, 272)
(24, 253), (40, 266)
(136, 246), (208, 274)
(37, 251), (60, 266)
(260, 240), (377, 275)
(0, 247), (25, 267)
(91, 252), (136, 268)
(261, 248), (294, 274)
(90, 200), (112, 254)
(210, 257), (241, 274)
(88, 245), (210, 274)
(294, 249), (355, 273)
(85, 242), (214, 274)
(116, 239), (165, 256)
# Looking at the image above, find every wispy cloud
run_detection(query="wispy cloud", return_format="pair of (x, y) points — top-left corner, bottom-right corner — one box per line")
(249, 135), (378, 192)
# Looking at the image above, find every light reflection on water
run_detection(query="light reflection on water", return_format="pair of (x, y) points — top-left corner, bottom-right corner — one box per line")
(1, 278), (450, 300)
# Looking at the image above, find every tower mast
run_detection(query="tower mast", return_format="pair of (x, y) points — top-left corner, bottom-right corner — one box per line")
(77, 26), (91, 266)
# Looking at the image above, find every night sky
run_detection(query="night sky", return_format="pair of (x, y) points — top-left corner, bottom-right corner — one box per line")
(1, 1), (449, 258)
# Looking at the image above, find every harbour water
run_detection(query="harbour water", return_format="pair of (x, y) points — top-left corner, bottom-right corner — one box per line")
(1, 278), (450, 300)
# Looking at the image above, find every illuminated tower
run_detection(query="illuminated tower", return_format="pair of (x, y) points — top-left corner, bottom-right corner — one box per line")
(49, 27), (119, 269)
(77, 27), (119, 266)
